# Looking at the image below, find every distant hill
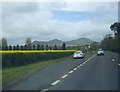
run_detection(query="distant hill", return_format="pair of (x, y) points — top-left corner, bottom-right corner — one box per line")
(32, 39), (63, 46)
(66, 38), (94, 46)
(32, 38), (96, 46)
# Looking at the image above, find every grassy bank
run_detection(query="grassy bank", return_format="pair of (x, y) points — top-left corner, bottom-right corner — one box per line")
(2, 50), (96, 88)
(2, 56), (72, 88)
(2, 52), (74, 67)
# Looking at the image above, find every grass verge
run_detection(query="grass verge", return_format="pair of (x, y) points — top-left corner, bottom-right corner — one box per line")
(2, 50), (96, 89)
(2, 56), (72, 88)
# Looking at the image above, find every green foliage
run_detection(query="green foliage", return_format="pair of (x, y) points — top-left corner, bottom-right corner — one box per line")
(41, 45), (44, 50)
(32, 45), (36, 50)
(16, 45), (19, 50)
(100, 34), (117, 51)
(53, 45), (58, 50)
(8, 45), (12, 50)
(46, 45), (49, 50)
(110, 22), (120, 38)
(25, 38), (32, 50)
(1, 38), (8, 50)
(36, 44), (40, 50)
(2, 52), (73, 68)
(20, 45), (24, 50)
(62, 43), (66, 50)
(13, 46), (16, 50)
(100, 22), (120, 53)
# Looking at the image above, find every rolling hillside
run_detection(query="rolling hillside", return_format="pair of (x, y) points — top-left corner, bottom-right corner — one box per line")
(32, 38), (96, 46)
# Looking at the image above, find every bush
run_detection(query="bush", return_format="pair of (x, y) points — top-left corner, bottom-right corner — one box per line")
(2, 52), (73, 68)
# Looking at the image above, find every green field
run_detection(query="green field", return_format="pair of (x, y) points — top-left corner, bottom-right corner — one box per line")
(2, 50), (96, 88)
(2, 56), (72, 88)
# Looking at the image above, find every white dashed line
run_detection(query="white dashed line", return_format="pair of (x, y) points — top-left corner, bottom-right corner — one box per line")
(41, 89), (48, 92)
(80, 64), (82, 66)
(78, 54), (96, 67)
(118, 64), (120, 66)
(82, 62), (86, 65)
(42, 54), (96, 91)
(61, 74), (68, 79)
(112, 59), (115, 62)
(74, 68), (77, 71)
(69, 70), (73, 74)
(51, 80), (60, 86)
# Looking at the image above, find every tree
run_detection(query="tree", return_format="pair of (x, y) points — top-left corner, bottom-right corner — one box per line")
(24, 45), (27, 50)
(49, 46), (52, 50)
(1, 38), (8, 50)
(100, 34), (118, 52)
(46, 45), (49, 50)
(33, 45), (36, 50)
(0, 40), (1, 50)
(8, 45), (12, 50)
(41, 45), (44, 50)
(13, 46), (16, 50)
(20, 45), (24, 50)
(110, 22), (120, 53)
(37, 44), (40, 50)
(110, 22), (120, 38)
(5, 46), (8, 50)
(25, 37), (32, 50)
(53, 45), (58, 50)
(16, 45), (19, 50)
(62, 43), (66, 50)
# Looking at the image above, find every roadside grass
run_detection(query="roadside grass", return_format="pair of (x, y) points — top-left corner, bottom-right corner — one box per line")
(2, 50), (96, 88)
(2, 56), (72, 88)
(0, 69), (2, 90)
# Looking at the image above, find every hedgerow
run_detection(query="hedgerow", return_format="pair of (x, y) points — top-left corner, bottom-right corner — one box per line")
(2, 52), (73, 67)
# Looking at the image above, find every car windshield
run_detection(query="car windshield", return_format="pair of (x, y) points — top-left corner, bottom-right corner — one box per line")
(74, 52), (82, 54)
(98, 49), (103, 51)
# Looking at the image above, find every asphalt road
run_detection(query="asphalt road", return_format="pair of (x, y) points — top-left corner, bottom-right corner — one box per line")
(4, 51), (119, 91)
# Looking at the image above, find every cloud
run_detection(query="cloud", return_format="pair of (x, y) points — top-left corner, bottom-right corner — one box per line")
(61, 2), (117, 12)
(2, 2), (117, 45)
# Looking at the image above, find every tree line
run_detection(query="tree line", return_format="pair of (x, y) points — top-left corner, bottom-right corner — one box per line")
(0, 37), (67, 50)
(100, 22), (120, 53)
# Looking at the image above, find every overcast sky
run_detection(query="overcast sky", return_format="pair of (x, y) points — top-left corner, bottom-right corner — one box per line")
(2, 1), (118, 45)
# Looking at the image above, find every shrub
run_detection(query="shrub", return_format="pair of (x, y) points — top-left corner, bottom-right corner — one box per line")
(2, 52), (73, 68)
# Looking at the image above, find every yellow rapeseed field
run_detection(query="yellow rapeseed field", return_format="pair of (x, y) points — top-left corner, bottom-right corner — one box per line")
(0, 50), (76, 53)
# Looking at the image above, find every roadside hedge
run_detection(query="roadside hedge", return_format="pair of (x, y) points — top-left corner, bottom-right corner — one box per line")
(2, 52), (73, 67)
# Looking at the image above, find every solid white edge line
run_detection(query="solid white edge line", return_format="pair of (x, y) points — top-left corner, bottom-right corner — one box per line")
(61, 74), (68, 79)
(51, 80), (60, 86)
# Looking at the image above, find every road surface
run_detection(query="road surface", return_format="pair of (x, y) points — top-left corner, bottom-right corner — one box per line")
(3, 51), (119, 91)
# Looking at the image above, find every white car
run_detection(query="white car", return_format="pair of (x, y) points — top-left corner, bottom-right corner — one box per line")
(97, 49), (104, 56)
(73, 51), (84, 59)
